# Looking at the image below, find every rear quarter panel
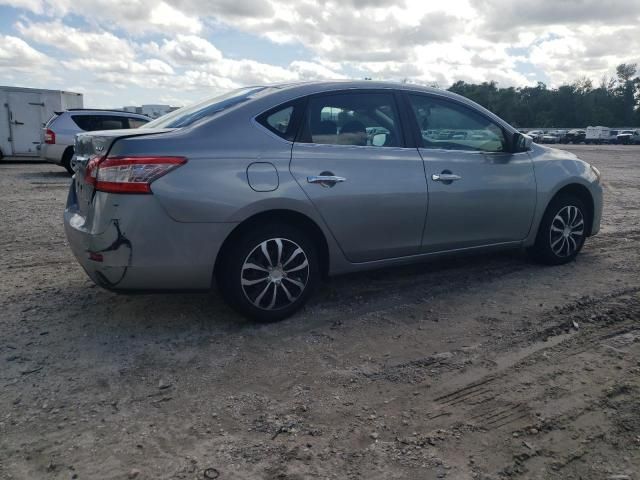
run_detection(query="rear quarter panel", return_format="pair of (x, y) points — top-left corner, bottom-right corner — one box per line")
(110, 112), (351, 274)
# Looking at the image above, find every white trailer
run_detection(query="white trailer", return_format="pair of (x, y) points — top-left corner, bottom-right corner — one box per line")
(585, 126), (611, 144)
(0, 86), (83, 160)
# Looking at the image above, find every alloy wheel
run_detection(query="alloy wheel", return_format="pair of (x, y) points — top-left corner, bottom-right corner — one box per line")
(549, 205), (584, 258)
(240, 238), (310, 311)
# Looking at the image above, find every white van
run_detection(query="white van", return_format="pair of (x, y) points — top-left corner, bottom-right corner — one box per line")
(585, 126), (612, 144)
(0, 86), (83, 160)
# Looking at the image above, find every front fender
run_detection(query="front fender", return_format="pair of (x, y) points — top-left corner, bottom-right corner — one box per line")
(524, 145), (602, 246)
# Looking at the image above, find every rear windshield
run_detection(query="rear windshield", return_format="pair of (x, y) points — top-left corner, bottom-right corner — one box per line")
(143, 86), (270, 129)
(72, 115), (130, 131)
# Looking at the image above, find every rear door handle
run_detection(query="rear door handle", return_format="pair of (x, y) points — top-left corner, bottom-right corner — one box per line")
(307, 175), (346, 187)
(432, 173), (461, 182)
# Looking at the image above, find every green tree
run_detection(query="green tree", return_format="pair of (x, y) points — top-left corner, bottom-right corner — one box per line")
(616, 63), (637, 125)
(446, 64), (640, 128)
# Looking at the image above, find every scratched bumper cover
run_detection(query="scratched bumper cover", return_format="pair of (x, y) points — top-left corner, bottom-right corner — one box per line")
(63, 183), (235, 291)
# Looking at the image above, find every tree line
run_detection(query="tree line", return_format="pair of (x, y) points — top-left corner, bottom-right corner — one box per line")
(446, 63), (640, 128)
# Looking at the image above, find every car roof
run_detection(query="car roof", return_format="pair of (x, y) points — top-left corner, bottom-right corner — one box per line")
(256, 80), (462, 101)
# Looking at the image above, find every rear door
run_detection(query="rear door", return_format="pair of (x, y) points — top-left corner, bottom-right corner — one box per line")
(290, 90), (428, 262)
(404, 93), (536, 253)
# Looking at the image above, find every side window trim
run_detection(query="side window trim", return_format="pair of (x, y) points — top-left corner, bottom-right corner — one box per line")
(297, 89), (407, 148)
(402, 92), (511, 153)
(398, 92), (421, 149)
(390, 91), (423, 149)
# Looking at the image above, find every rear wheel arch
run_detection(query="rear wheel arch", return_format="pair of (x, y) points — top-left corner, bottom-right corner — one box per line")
(62, 145), (74, 159)
(214, 209), (330, 282)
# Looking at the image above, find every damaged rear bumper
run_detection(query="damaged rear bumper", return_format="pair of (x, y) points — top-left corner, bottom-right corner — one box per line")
(63, 183), (236, 291)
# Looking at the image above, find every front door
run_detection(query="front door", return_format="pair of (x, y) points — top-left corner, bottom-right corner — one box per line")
(290, 91), (428, 262)
(405, 93), (537, 253)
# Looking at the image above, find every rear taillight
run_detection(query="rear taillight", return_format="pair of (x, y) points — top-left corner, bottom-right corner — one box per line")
(84, 155), (103, 186)
(44, 129), (55, 144)
(91, 156), (186, 194)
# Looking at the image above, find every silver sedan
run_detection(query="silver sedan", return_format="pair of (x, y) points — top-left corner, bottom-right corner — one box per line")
(65, 81), (603, 321)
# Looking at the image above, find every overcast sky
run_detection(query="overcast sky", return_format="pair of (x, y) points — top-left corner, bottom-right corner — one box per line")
(1, 0), (639, 108)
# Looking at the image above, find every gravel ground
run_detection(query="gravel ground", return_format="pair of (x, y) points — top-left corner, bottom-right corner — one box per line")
(1, 145), (639, 480)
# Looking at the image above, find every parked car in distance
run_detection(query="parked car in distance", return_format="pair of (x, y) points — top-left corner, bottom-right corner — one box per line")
(565, 129), (586, 144)
(65, 81), (603, 322)
(549, 130), (568, 143)
(41, 109), (151, 173)
(617, 130), (640, 144)
(539, 133), (559, 144)
(526, 130), (545, 142)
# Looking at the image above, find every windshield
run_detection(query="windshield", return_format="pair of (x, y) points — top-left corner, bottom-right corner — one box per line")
(143, 86), (269, 128)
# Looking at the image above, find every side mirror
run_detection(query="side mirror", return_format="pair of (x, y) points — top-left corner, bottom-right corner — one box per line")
(514, 132), (533, 152)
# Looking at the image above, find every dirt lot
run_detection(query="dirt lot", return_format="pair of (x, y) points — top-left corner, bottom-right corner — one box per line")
(1, 145), (639, 480)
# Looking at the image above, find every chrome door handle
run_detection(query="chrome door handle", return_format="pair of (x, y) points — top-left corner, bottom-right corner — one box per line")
(307, 175), (346, 185)
(432, 173), (461, 182)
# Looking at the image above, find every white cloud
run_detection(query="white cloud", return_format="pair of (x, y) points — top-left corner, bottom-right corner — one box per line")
(144, 34), (223, 65)
(289, 61), (346, 80)
(0, 0), (44, 13)
(62, 58), (174, 75)
(526, 25), (640, 87)
(2, 0), (202, 34)
(1, 0), (640, 107)
(477, 0), (640, 32)
(148, 2), (202, 34)
(0, 34), (49, 69)
(16, 21), (136, 60)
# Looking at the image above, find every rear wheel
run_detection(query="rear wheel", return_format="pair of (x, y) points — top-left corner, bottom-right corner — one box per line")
(61, 148), (75, 175)
(217, 223), (320, 322)
(529, 194), (588, 265)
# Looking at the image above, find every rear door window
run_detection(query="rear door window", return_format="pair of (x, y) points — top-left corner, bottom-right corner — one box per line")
(302, 92), (402, 147)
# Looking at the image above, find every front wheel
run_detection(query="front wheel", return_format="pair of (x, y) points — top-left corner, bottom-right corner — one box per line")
(528, 194), (588, 265)
(216, 224), (320, 322)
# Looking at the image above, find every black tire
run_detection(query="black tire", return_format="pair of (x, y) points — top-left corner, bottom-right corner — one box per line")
(528, 194), (588, 265)
(216, 223), (320, 322)
(61, 148), (75, 175)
